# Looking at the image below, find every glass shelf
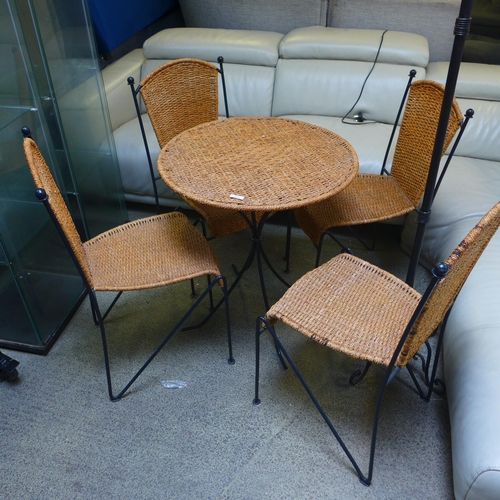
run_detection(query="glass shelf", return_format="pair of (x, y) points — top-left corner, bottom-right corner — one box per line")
(0, 106), (34, 131)
(0, 0), (127, 353)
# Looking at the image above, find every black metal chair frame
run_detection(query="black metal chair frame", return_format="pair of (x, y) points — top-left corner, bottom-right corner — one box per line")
(33, 188), (233, 402)
(127, 56), (229, 215)
(314, 108), (474, 269)
(253, 261), (449, 486)
(128, 57), (230, 305)
(285, 71), (473, 271)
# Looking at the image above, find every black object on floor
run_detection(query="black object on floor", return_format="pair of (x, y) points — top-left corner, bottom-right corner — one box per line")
(0, 351), (19, 381)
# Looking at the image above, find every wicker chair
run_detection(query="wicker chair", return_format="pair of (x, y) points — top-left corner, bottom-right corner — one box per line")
(23, 132), (234, 401)
(129, 57), (266, 239)
(293, 80), (466, 267)
(254, 200), (500, 485)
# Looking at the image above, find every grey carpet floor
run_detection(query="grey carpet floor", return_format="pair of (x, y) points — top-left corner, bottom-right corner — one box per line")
(1, 209), (453, 499)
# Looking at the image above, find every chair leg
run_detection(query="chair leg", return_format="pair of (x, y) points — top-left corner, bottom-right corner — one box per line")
(191, 218), (211, 300)
(206, 275), (215, 311)
(253, 318), (287, 397)
(253, 317), (263, 406)
(90, 295), (99, 325)
(254, 317), (396, 486)
(349, 361), (372, 386)
(284, 210), (293, 273)
(90, 291), (122, 325)
(220, 275), (235, 365)
(347, 223), (378, 252)
(91, 276), (233, 401)
(316, 231), (352, 268)
(407, 307), (450, 401)
(153, 178), (160, 215)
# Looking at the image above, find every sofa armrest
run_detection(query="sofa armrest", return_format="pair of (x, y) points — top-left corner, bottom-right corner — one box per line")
(102, 48), (145, 131)
(426, 62), (500, 163)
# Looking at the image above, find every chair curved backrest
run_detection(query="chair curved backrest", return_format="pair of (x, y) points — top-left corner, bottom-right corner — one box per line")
(139, 58), (220, 148)
(23, 137), (93, 286)
(390, 79), (463, 206)
(398, 201), (500, 366)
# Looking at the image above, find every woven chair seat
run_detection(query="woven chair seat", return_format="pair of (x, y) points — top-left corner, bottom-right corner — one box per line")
(294, 174), (415, 246)
(84, 211), (221, 291)
(266, 252), (422, 367)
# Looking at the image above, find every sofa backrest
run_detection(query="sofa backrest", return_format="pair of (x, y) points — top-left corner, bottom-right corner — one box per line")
(328, 0), (460, 62)
(271, 26), (429, 124)
(178, 0), (460, 63)
(178, 0), (328, 35)
(426, 61), (500, 163)
(140, 27), (284, 117)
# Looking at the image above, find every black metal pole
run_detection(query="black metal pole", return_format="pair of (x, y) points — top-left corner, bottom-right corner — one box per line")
(406, 0), (473, 286)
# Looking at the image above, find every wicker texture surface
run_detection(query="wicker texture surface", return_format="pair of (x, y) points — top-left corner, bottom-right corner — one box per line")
(140, 58), (219, 148)
(404, 200), (500, 365)
(158, 116), (358, 212)
(141, 58), (251, 238)
(266, 253), (422, 366)
(24, 138), (221, 292)
(23, 138), (93, 285)
(267, 201), (500, 368)
(294, 80), (463, 246)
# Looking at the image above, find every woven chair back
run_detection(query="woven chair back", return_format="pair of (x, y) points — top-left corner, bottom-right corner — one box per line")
(139, 58), (219, 148)
(398, 201), (500, 366)
(390, 80), (462, 205)
(23, 138), (93, 287)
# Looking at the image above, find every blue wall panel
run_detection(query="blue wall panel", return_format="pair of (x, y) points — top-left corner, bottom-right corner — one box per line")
(88, 0), (178, 53)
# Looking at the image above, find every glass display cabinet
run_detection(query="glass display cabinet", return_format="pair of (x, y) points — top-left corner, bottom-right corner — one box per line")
(0, 0), (127, 353)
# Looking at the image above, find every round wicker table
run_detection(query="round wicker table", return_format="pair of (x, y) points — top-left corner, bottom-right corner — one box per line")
(157, 116), (358, 310)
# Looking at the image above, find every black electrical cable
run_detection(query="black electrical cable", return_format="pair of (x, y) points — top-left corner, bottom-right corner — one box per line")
(341, 30), (388, 125)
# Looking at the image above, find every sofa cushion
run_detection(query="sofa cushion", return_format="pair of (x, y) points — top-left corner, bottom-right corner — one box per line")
(279, 25), (429, 67)
(401, 156), (500, 268)
(272, 59), (425, 123)
(426, 62), (500, 162)
(113, 115), (189, 207)
(143, 27), (283, 67)
(272, 27), (428, 124)
(439, 223), (500, 500)
(328, 0), (460, 62)
(140, 60), (277, 118)
(102, 49), (145, 131)
(140, 27), (283, 117)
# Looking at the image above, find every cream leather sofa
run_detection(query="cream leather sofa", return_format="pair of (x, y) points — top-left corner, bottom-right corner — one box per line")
(102, 24), (500, 500)
(401, 60), (500, 500)
(107, 27), (429, 207)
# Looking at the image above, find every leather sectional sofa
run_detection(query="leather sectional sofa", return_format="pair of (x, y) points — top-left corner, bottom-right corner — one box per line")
(100, 2), (500, 498)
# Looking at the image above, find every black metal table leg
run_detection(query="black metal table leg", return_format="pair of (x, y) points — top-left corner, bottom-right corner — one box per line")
(183, 210), (291, 330)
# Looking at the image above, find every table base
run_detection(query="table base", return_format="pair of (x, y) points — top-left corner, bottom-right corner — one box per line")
(183, 211), (290, 368)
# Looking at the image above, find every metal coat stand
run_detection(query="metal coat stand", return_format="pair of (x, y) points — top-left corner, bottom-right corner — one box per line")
(406, 0), (474, 286)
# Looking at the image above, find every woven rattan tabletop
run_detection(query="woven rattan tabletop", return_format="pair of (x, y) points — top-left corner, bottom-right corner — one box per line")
(157, 116), (358, 212)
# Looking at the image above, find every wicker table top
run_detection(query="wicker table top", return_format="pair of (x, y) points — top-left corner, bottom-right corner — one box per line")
(157, 116), (358, 212)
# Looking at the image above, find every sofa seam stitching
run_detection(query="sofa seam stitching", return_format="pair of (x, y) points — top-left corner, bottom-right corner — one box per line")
(464, 467), (500, 500)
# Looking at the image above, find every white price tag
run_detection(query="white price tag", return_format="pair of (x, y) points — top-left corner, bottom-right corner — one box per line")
(230, 194), (245, 200)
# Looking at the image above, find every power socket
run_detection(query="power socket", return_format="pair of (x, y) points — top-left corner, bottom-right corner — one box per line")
(353, 112), (365, 122)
